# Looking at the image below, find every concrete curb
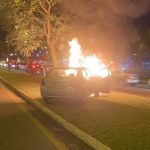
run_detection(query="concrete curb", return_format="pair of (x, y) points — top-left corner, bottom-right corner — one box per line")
(135, 84), (150, 89)
(0, 75), (111, 150)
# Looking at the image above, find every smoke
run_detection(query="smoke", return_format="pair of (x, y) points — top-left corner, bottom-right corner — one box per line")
(109, 0), (150, 18)
(61, 0), (150, 59)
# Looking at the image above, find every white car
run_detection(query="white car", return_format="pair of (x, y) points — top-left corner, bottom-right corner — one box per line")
(126, 74), (140, 85)
(40, 66), (110, 101)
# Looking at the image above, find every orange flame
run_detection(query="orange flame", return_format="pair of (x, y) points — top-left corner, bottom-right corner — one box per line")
(67, 38), (110, 78)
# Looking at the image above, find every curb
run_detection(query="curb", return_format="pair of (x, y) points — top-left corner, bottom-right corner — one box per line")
(0, 75), (111, 150)
(135, 84), (150, 89)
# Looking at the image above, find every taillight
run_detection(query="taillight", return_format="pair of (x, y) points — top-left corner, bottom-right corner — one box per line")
(32, 65), (35, 68)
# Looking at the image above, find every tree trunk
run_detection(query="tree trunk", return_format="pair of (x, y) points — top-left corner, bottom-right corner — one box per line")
(47, 39), (57, 67)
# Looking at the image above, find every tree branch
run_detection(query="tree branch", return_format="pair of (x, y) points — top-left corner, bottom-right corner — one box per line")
(38, 0), (48, 15)
(43, 22), (48, 37)
(33, 16), (43, 25)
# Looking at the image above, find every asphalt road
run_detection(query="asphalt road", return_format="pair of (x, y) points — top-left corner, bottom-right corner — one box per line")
(0, 81), (93, 150)
(0, 82), (65, 150)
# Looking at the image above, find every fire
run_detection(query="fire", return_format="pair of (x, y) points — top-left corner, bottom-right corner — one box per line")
(68, 39), (83, 68)
(67, 38), (110, 78)
(84, 55), (110, 78)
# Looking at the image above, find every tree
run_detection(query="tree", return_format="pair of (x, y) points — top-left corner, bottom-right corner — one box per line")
(0, 0), (71, 66)
(140, 29), (150, 52)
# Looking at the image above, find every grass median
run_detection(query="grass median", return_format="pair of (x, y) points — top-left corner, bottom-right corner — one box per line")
(1, 69), (150, 150)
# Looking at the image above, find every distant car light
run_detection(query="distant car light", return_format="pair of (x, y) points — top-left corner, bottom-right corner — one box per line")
(32, 65), (36, 68)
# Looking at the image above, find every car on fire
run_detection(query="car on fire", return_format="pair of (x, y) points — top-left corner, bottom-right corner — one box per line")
(40, 66), (110, 102)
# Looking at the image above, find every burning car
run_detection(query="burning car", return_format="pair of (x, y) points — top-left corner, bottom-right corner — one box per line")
(41, 66), (85, 100)
(40, 66), (110, 101)
(40, 38), (111, 101)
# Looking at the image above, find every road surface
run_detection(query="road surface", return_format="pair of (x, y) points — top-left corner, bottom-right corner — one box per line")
(0, 81), (92, 150)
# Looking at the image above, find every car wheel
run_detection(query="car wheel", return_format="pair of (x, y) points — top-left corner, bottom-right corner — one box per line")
(99, 82), (110, 94)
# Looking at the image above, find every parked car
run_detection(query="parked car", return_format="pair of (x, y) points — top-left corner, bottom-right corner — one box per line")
(40, 66), (110, 102)
(0, 61), (7, 67)
(126, 73), (140, 85)
(27, 60), (43, 74)
(16, 62), (28, 71)
(8, 60), (16, 69)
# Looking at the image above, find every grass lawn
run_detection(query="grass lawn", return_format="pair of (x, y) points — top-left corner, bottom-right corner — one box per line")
(46, 93), (150, 150)
(1, 69), (150, 150)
